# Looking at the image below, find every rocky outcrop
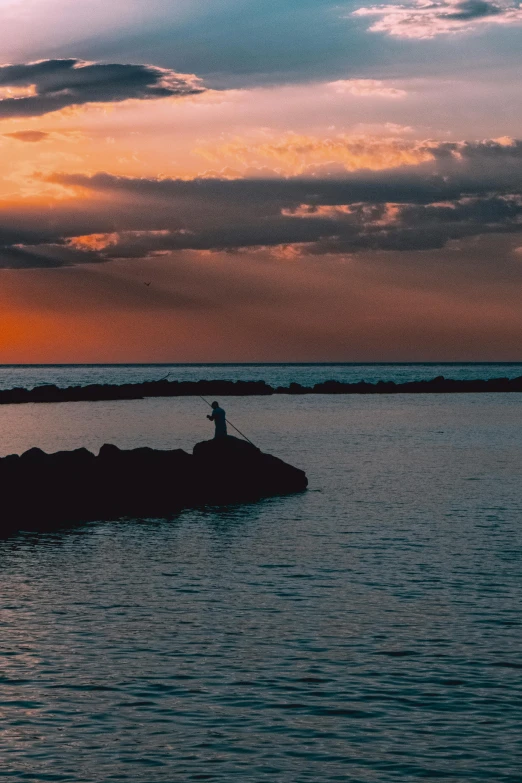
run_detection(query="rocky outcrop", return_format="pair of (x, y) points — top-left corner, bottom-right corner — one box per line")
(192, 436), (307, 503)
(0, 436), (307, 535)
(0, 375), (521, 406)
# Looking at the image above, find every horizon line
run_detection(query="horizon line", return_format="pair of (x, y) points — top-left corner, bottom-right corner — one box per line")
(1, 361), (522, 368)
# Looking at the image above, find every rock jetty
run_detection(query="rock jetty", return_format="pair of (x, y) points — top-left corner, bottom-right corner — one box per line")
(0, 436), (308, 535)
(0, 375), (522, 406)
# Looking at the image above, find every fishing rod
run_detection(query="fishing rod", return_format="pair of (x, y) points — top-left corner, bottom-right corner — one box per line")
(154, 375), (256, 447)
(199, 396), (257, 447)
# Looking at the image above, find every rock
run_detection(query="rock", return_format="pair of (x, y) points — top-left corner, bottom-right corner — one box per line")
(0, 375), (522, 406)
(20, 447), (47, 462)
(193, 435), (308, 503)
(0, 437), (307, 536)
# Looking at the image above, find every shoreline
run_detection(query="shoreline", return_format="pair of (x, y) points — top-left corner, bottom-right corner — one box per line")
(0, 375), (522, 404)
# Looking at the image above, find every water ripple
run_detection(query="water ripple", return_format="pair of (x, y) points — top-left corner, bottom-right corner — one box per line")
(1, 394), (522, 781)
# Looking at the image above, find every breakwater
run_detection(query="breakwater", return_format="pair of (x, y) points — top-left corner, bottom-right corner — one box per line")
(0, 436), (307, 535)
(0, 374), (522, 405)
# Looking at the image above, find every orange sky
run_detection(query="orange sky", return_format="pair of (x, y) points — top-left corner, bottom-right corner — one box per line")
(0, 1), (521, 360)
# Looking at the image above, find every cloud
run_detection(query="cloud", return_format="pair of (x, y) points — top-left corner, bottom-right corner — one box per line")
(289, 194), (522, 254)
(196, 133), (435, 174)
(73, 192), (521, 257)
(195, 134), (522, 177)
(3, 130), (50, 142)
(353, 0), (522, 39)
(327, 79), (406, 97)
(0, 135), (519, 268)
(0, 243), (103, 269)
(0, 59), (205, 119)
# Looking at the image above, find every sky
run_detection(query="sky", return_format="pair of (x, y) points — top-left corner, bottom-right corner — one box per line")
(0, 0), (521, 362)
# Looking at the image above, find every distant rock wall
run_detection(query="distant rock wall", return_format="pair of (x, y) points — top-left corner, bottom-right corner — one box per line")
(0, 436), (308, 535)
(0, 375), (521, 405)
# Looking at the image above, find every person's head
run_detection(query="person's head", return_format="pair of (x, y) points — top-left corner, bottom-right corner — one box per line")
(211, 401), (219, 409)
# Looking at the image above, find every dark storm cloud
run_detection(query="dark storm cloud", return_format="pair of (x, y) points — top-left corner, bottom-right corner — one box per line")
(0, 59), (205, 118)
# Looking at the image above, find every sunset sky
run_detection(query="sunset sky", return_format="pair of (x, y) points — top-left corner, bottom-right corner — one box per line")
(1, 0), (521, 362)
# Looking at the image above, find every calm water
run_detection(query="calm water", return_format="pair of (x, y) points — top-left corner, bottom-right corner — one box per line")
(1, 393), (521, 782)
(0, 362), (522, 390)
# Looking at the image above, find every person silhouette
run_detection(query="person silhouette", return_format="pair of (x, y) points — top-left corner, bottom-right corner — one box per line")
(207, 401), (227, 439)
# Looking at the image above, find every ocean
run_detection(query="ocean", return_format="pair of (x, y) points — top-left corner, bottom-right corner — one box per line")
(0, 361), (522, 390)
(1, 365), (521, 782)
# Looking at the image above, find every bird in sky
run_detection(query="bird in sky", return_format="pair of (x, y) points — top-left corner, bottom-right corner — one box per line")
(144, 281), (151, 287)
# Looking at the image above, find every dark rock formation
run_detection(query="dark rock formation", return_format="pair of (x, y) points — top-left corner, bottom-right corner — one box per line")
(0, 375), (522, 406)
(193, 436), (307, 504)
(0, 436), (307, 536)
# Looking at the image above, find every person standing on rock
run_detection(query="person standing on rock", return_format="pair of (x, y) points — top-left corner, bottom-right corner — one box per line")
(207, 401), (227, 439)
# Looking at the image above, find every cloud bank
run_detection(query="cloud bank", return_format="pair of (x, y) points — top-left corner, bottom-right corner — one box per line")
(198, 134), (522, 178)
(353, 0), (522, 38)
(0, 59), (205, 118)
(0, 136), (520, 268)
